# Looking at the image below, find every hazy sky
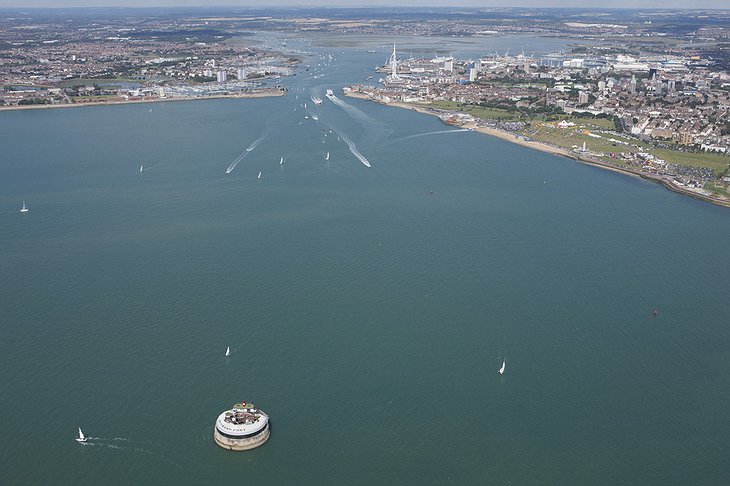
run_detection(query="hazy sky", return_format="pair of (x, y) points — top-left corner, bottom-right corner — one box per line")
(0, 1), (728, 8)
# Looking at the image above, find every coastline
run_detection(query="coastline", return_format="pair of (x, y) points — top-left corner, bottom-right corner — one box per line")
(344, 91), (730, 208)
(0, 90), (285, 112)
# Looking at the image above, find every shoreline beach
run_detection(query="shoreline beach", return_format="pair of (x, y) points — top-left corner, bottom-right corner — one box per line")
(0, 90), (285, 113)
(344, 91), (730, 208)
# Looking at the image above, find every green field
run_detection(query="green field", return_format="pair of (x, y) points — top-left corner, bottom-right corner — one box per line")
(517, 123), (730, 175)
(652, 148), (730, 174)
(432, 100), (729, 175)
(704, 182), (730, 198)
(429, 101), (520, 121)
(69, 94), (119, 102)
(61, 78), (137, 88)
(428, 101), (617, 130)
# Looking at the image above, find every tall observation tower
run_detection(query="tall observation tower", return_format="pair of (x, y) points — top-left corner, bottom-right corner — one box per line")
(389, 43), (399, 80)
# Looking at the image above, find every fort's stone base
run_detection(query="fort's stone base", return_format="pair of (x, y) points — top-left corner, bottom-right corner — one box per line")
(213, 424), (270, 451)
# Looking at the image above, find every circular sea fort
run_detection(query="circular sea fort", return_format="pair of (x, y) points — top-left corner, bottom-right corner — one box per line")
(213, 402), (270, 451)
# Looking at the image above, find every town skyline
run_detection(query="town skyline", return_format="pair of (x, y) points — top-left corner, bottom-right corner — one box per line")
(1, 1), (729, 9)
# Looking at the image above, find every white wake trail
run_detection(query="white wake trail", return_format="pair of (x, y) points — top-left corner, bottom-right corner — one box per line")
(326, 93), (378, 126)
(246, 133), (267, 152)
(226, 133), (267, 173)
(394, 128), (471, 143)
(331, 128), (371, 168)
(225, 151), (248, 174)
(82, 436), (154, 454)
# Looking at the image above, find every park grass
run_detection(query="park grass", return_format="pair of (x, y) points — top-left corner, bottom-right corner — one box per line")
(525, 125), (730, 175)
(69, 94), (120, 102)
(430, 100), (616, 129)
(430, 100), (520, 120)
(61, 78), (137, 88)
(426, 100), (729, 174)
(704, 182), (730, 198)
(651, 148), (730, 174)
(567, 116), (616, 130)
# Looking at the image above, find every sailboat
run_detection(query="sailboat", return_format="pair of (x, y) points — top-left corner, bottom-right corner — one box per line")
(76, 427), (88, 443)
(257, 171), (262, 180)
(20, 200), (28, 213)
(280, 157), (284, 165)
(325, 152), (330, 161)
(225, 346), (230, 357)
(498, 360), (506, 375)
(139, 164), (143, 173)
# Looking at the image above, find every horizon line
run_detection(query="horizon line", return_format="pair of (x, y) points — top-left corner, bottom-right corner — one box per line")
(1, 4), (729, 9)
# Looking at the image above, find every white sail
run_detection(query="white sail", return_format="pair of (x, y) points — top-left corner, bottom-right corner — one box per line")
(325, 152), (330, 161)
(279, 157), (284, 165)
(20, 200), (28, 213)
(498, 360), (506, 375)
(257, 171), (262, 180)
(76, 427), (87, 443)
(225, 346), (230, 357)
(140, 165), (143, 173)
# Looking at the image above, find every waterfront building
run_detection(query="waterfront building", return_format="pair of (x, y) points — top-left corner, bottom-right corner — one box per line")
(444, 58), (454, 73)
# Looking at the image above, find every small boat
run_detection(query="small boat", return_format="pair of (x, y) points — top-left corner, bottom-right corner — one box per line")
(76, 427), (87, 443)
(311, 95), (323, 106)
(20, 200), (28, 213)
(325, 152), (330, 161)
(311, 114), (318, 121)
(280, 157), (284, 165)
(326, 89), (334, 97)
(139, 164), (143, 173)
(498, 360), (506, 375)
(225, 346), (230, 357)
(257, 171), (262, 180)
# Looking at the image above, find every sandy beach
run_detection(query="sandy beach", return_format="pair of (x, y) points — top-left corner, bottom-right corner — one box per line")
(344, 91), (730, 208)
